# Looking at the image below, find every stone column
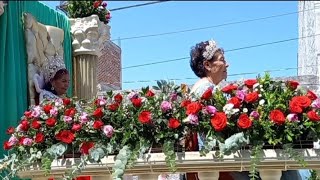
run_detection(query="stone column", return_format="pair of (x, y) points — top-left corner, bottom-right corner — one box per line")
(298, 1), (320, 92)
(70, 15), (109, 100)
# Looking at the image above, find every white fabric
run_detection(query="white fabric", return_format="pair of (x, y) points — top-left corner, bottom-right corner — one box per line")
(39, 90), (59, 103)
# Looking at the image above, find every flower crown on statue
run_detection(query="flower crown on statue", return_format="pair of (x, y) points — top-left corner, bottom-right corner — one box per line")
(202, 40), (220, 60)
(42, 55), (66, 83)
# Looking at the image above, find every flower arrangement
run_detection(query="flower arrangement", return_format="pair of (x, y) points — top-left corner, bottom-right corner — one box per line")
(0, 74), (320, 180)
(66, 0), (111, 24)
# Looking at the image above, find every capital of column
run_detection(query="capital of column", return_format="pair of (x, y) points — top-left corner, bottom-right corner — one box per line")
(70, 15), (110, 57)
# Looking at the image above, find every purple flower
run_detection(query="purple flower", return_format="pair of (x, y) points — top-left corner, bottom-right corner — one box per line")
(8, 136), (19, 146)
(32, 106), (41, 118)
(188, 114), (199, 125)
(80, 112), (89, 123)
(250, 111), (260, 120)
(103, 125), (114, 138)
(64, 116), (73, 124)
(236, 90), (246, 101)
(170, 93), (178, 101)
(128, 92), (139, 100)
(23, 138), (33, 146)
(287, 113), (299, 122)
(50, 107), (58, 116)
(97, 98), (107, 106)
(161, 101), (172, 112)
(102, 2), (107, 7)
(311, 99), (320, 109)
(205, 105), (217, 115)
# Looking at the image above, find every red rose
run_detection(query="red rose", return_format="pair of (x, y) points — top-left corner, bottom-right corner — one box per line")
(80, 142), (94, 155)
(201, 87), (213, 100)
(289, 101), (302, 113)
(244, 79), (258, 88)
(19, 137), (26, 145)
(168, 118), (181, 129)
(269, 110), (285, 125)
(138, 111), (152, 124)
(307, 90), (318, 101)
(181, 100), (191, 108)
(292, 96), (311, 108)
(31, 120), (41, 129)
(55, 130), (75, 144)
(114, 93), (123, 103)
(24, 111), (33, 118)
(186, 102), (202, 115)
(93, 1), (100, 8)
(108, 103), (119, 111)
(289, 96), (311, 114)
(3, 141), (12, 150)
(35, 133), (45, 143)
(211, 112), (227, 132)
(131, 98), (142, 108)
(46, 117), (57, 127)
(72, 123), (82, 132)
(146, 90), (155, 97)
(6, 127), (14, 135)
(287, 80), (299, 90)
(307, 111), (320, 121)
(20, 119), (29, 131)
(245, 92), (259, 103)
(65, 108), (76, 117)
(237, 114), (252, 129)
(43, 104), (53, 114)
(63, 98), (71, 106)
(228, 97), (241, 108)
(93, 108), (104, 118)
(221, 84), (238, 94)
(93, 120), (104, 129)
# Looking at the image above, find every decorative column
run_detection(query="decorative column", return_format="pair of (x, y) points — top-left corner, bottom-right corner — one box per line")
(0, 1), (5, 16)
(70, 15), (109, 100)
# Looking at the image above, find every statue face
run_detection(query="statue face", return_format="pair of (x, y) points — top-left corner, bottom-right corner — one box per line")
(51, 73), (70, 96)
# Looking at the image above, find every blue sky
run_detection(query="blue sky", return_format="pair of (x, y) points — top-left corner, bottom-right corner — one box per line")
(42, 1), (299, 90)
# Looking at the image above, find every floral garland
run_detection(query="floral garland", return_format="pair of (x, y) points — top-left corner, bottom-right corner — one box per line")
(0, 74), (320, 180)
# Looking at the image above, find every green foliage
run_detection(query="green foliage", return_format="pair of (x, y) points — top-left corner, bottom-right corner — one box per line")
(163, 141), (177, 172)
(249, 144), (263, 180)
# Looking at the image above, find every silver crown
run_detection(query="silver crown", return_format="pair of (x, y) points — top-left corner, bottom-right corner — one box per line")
(202, 40), (220, 60)
(42, 55), (66, 83)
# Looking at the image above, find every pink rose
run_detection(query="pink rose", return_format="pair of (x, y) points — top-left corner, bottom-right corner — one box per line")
(250, 111), (260, 120)
(205, 105), (217, 115)
(103, 125), (114, 138)
(287, 113), (299, 122)
(22, 138), (33, 146)
(161, 101), (172, 112)
(64, 116), (73, 124)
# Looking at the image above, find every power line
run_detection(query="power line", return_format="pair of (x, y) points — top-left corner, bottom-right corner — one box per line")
(102, 65), (317, 85)
(122, 33), (320, 70)
(111, 7), (319, 42)
(109, 1), (170, 11)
